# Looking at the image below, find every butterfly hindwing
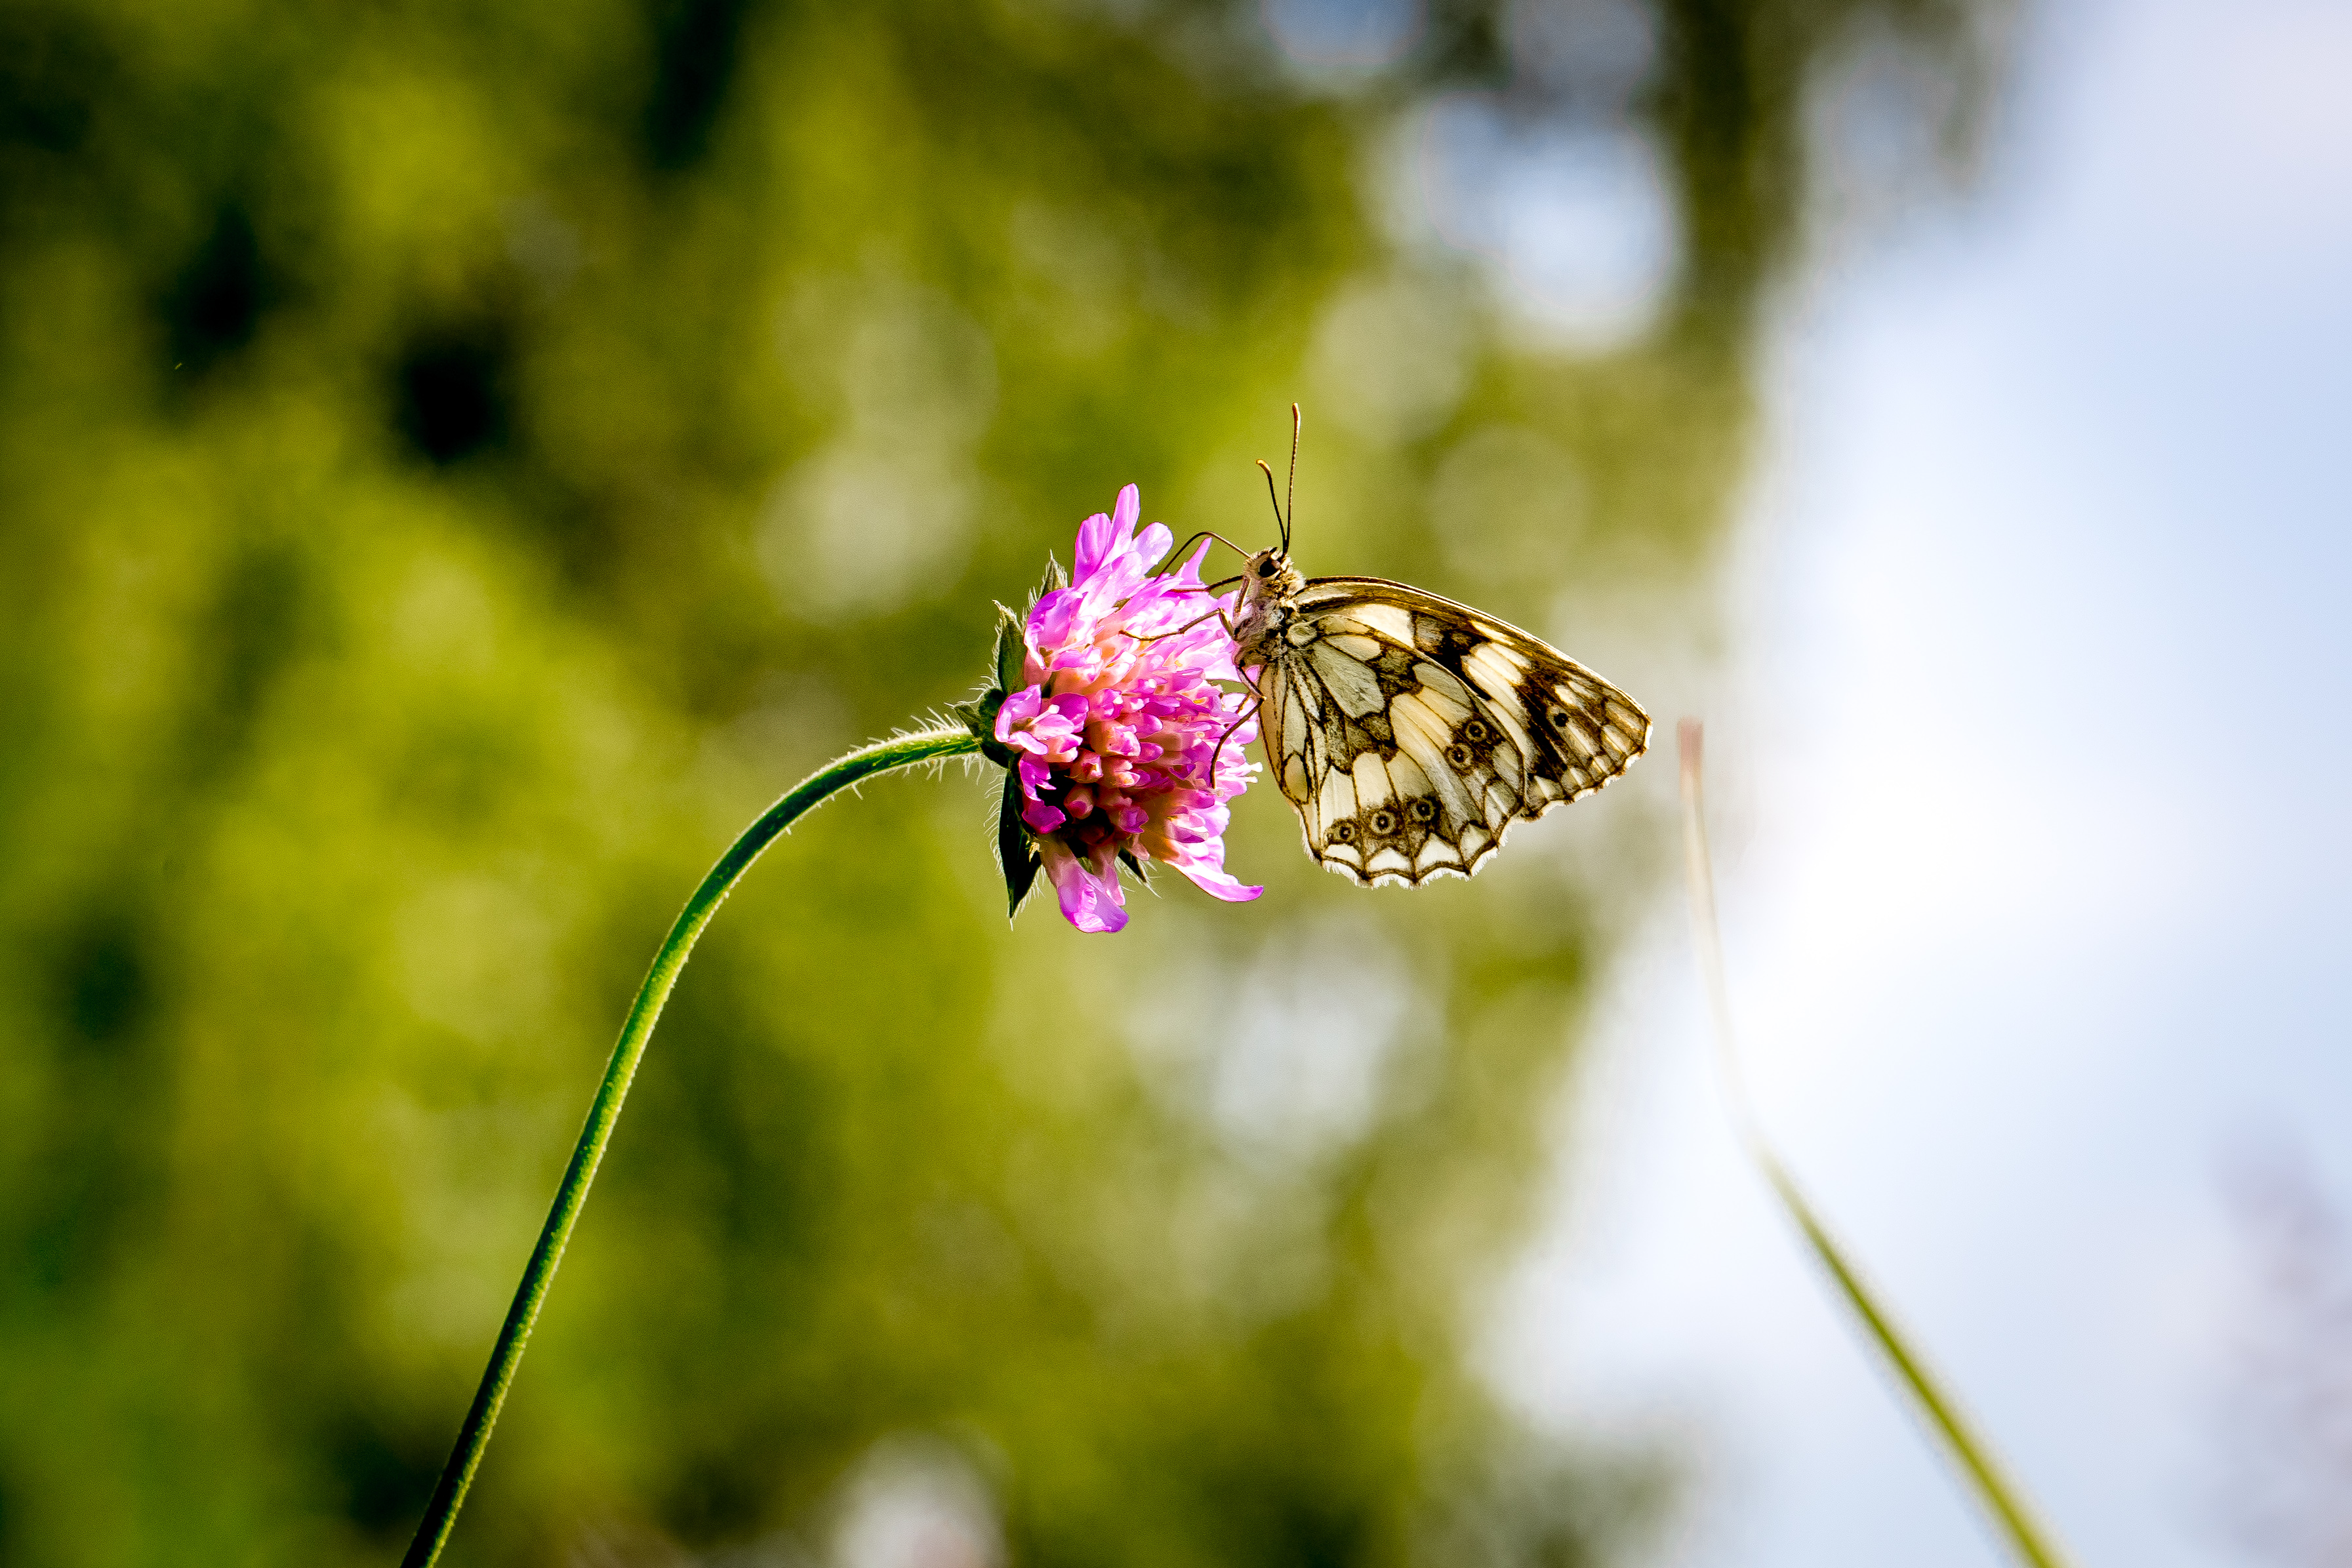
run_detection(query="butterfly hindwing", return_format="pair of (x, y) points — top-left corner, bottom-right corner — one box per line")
(1259, 578), (1650, 887)
(1264, 631), (1513, 885)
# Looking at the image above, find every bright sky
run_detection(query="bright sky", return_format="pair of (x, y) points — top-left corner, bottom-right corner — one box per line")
(1484, 0), (2352, 1563)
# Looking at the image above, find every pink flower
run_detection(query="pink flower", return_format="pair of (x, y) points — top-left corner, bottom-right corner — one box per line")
(994, 485), (1261, 933)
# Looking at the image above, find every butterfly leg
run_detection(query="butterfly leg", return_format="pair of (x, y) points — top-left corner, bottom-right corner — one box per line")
(1124, 607), (1231, 644)
(1205, 665), (1265, 792)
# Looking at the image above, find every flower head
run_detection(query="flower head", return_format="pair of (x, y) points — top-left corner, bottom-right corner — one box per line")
(988, 485), (1260, 933)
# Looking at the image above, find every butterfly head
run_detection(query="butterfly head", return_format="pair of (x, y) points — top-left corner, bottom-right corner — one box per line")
(1237, 546), (1304, 605)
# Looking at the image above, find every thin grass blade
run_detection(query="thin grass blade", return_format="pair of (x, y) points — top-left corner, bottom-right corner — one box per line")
(1676, 717), (2076, 1568)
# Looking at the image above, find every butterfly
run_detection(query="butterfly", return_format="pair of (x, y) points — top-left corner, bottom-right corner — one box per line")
(1194, 411), (1651, 887)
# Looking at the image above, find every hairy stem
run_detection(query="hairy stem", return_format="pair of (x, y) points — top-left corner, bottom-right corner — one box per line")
(401, 727), (982, 1568)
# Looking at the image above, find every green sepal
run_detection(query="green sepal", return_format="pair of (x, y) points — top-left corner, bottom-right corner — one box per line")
(998, 769), (1043, 919)
(983, 550), (1074, 922)
(1117, 848), (1150, 887)
(945, 687), (1017, 765)
(991, 602), (1026, 694)
(1031, 552), (1068, 609)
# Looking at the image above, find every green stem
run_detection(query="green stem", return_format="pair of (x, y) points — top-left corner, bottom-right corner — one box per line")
(401, 727), (981, 1568)
(1675, 719), (2076, 1568)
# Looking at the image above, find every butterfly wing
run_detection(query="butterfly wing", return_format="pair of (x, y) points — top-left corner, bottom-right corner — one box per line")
(1259, 578), (1650, 887)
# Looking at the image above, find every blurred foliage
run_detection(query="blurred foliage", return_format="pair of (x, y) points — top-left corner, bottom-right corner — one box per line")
(0, 1), (2002, 1565)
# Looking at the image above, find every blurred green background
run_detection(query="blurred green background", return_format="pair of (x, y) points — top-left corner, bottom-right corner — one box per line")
(0, 1), (1996, 1563)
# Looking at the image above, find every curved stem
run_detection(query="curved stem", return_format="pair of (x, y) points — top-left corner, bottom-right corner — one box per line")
(401, 727), (981, 1568)
(1676, 719), (2074, 1568)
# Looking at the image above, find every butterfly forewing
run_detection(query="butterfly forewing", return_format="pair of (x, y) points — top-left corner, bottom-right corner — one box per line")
(1258, 578), (1650, 887)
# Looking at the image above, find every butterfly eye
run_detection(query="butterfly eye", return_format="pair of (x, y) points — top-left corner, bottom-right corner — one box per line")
(1255, 559), (1277, 578)
(1408, 799), (1437, 824)
(1461, 720), (1490, 744)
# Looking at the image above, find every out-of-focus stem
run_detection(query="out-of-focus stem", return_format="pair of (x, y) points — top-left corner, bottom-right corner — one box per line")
(1676, 718), (2076, 1568)
(400, 727), (981, 1568)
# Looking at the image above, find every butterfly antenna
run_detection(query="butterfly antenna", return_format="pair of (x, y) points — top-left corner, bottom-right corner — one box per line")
(1284, 403), (1300, 553)
(1255, 459), (1287, 550)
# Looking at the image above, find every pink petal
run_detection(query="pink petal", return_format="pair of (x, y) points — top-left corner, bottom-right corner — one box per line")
(1042, 840), (1127, 933)
(1177, 860), (1263, 903)
(1071, 511), (1114, 582)
(996, 687), (1042, 735)
(1027, 588), (1083, 652)
(1132, 520), (1173, 573)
